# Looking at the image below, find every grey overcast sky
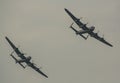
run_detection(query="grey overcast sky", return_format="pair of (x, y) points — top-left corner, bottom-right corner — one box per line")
(0, 0), (120, 83)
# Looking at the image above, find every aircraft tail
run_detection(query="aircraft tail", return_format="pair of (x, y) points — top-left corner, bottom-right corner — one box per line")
(70, 25), (87, 40)
(10, 54), (25, 68)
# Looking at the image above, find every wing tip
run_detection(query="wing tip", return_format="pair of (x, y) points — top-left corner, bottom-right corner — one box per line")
(46, 76), (48, 78)
(5, 36), (8, 39)
(110, 45), (113, 47)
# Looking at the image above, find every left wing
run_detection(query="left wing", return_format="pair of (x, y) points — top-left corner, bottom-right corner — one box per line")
(89, 32), (113, 47)
(27, 62), (48, 78)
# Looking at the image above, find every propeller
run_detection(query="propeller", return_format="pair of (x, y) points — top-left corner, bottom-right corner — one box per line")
(94, 30), (99, 36)
(97, 30), (99, 34)
(16, 45), (20, 50)
(20, 49), (27, 55)
(77, 17), (83, 21)
(102, 34), (104, 39)
(39, 67), (42, 69)
(81, 22), (88, 27)
(32, 60), (37, 66)
(24, 65), (27, 68)
(22, 53), (27, 55)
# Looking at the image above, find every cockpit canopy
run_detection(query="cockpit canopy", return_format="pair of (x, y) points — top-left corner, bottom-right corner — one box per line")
(90, 26), (95, 31)
(27, 56), (31, 61)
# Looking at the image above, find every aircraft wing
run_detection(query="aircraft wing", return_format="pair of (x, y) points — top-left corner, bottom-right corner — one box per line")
(5, 37), (17, 50)
(65, 8), (78, 22)
(89, 32), (113, 47)
(27, 62), (48, 78)
(65, 8), (87, 30)
(5, 37), (26, 59)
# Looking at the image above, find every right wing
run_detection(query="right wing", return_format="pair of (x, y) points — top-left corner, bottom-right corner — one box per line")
(27, 62), (48, 78)
(90, 32), (113, 47)
(5, 37), (26, 59)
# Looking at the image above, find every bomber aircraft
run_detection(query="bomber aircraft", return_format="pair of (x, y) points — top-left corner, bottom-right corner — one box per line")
(65, 8), (113, 47)
(5, 37), (48, 78)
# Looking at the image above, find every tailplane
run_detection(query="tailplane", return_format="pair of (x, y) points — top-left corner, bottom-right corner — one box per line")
(10, 54), (25, 68)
